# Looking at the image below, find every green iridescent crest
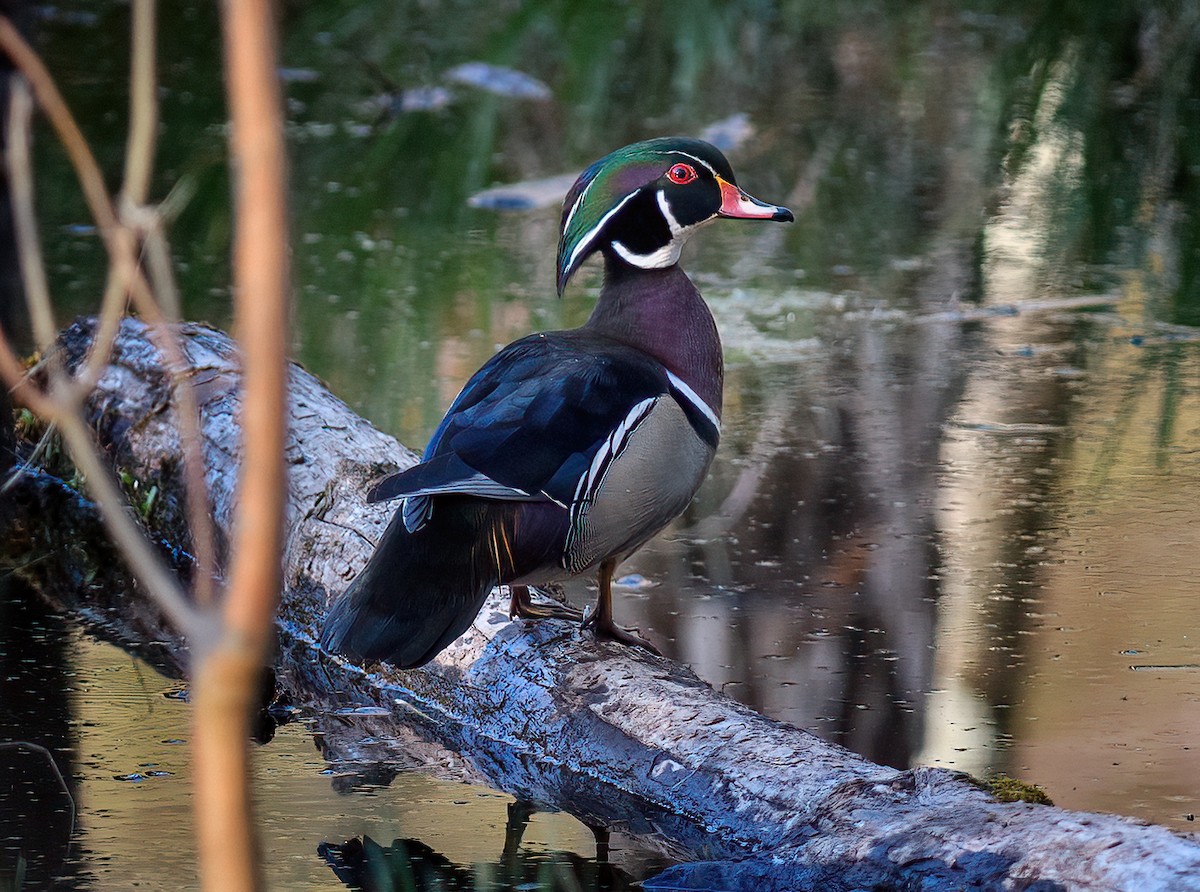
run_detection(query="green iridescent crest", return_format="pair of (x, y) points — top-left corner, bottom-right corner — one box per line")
(555, 137), (732, 294)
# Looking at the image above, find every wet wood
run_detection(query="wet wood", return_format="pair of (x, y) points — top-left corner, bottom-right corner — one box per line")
(9, 317), (1200, 891)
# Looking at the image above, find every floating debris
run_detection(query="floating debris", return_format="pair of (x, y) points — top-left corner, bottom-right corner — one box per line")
(390, 86), (455, 113)
(359, 86), (455, 119)
(35, 7), (100, 26)
(615, 574), (654, 589)
(468, 172), (578, 211)
(333, 705), (392, 717)
(699, 113), (754, 154)
(916, 293), (1118, 324)
(1130, 664), (1200, 672)
(1131, 331), (1200, 346)
(114, 771), (172, 783)
(278, 67), (320, 84)
(443, 62), (551, 100)
(951, 421), (1065, 435)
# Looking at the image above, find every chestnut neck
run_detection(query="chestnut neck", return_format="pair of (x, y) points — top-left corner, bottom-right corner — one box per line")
(583, 250), (723, 418)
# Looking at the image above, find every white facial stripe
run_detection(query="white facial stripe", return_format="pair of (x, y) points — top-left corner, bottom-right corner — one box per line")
(640, 148), (718, 178)
(562, 186), (588, 238)
(669, 150), (718, 177)
(566, 189), (638, 274)
(656, 189), (683, 235)
(609, 188), (708, 270)
(666, 370), (721, 432)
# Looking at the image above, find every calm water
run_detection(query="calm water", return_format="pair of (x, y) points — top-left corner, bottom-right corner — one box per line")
(5, 1), (1200, 888)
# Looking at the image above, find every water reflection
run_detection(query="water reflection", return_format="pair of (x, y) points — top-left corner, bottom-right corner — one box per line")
(320, 801), (636, 892)
(0, 621), (667, 889)
(0, 578), (79, 889)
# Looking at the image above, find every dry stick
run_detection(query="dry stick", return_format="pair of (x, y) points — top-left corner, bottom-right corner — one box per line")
(114, 0), (215, 605)
(121, 0), (156, 210)
(120, 0), (182, 325)
(124, 291), (220, 609)
(139, 220), (183, 322)
(0, 15), (219, 608)
(0, 75), (68, 486)
(0, 330), (53, 417)
(3, 78), (200, 640)
(4, 79), (56, 373)
(187, 2), (292, 891)
(220, 0), (290, 674)
(0, 11), (240, 886)
(0, 19), (127, 392)
(51, 406), (209, 642)
(0, 12), (144, 408)
(78, 0), (161, 387)
(5, 78), (57, 356)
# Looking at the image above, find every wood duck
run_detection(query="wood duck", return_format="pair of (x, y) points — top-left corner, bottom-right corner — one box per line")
(321, 137), (793, 668)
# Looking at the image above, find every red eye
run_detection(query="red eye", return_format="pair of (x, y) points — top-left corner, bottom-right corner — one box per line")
(666, 163), (698, 185)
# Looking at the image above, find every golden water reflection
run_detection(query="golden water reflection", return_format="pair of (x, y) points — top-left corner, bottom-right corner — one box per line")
(64, 632), (631, 890)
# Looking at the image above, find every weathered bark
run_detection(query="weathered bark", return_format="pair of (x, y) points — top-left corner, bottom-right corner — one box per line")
(8, 317), (1200, 891)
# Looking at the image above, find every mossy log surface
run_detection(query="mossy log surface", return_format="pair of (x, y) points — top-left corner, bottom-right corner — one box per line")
(9, 317), (1200, 891)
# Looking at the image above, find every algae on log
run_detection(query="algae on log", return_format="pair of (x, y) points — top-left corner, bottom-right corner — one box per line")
(7, 317), (1200, 891)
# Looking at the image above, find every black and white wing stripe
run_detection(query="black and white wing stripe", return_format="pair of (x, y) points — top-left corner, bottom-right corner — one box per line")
(562, 396), (658, 570)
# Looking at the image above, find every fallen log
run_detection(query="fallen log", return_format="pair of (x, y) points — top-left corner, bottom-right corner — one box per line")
(8, 316), (1200, 891)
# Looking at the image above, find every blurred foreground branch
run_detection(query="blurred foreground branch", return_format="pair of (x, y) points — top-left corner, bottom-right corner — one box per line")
(0, 3), (290, 891)
(188, 2), (292, 890)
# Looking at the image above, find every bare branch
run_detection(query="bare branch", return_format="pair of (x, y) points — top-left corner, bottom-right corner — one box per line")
(137, 211), (183, 321)
(0, 16), (143, 398)
(0, 14), (220, 607)
(0, 19), (119, 236)
(0, 325), (53, 417)
(116, 0), (214, 600)
(80, 0), (167, 385)
(119, 0), (185, 324)
(52, 404), (205, 641)
(5, 77), (57, 356)
(186, 2), (293, 889)
(121, 0), (157, 209)
(0, 49), (201, 640)
(0, 15), (210, 622)
(130, 308), (221, 608)
(220, 0), (290, 648)
(3, 9), (281, 889)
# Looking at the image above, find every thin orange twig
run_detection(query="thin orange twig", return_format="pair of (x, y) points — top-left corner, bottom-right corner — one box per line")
(0, 14), (219, 606)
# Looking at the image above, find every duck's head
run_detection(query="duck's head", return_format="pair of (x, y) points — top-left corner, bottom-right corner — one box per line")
(556, 137), (793, 294)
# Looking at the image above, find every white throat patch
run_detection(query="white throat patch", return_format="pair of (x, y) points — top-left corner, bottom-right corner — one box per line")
(609, 188), (710, 270)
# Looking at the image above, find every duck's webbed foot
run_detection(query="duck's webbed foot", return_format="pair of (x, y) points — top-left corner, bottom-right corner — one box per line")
(508, 584), (584, 621)
(582, 558), (661, 655)
(581, 607), (662, 655)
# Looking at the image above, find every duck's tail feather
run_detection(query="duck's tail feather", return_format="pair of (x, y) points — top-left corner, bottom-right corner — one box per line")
(320, 498), (500, 669)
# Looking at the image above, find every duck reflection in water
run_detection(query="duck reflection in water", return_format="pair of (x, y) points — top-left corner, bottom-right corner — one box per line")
(320, 801), (638, 891)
